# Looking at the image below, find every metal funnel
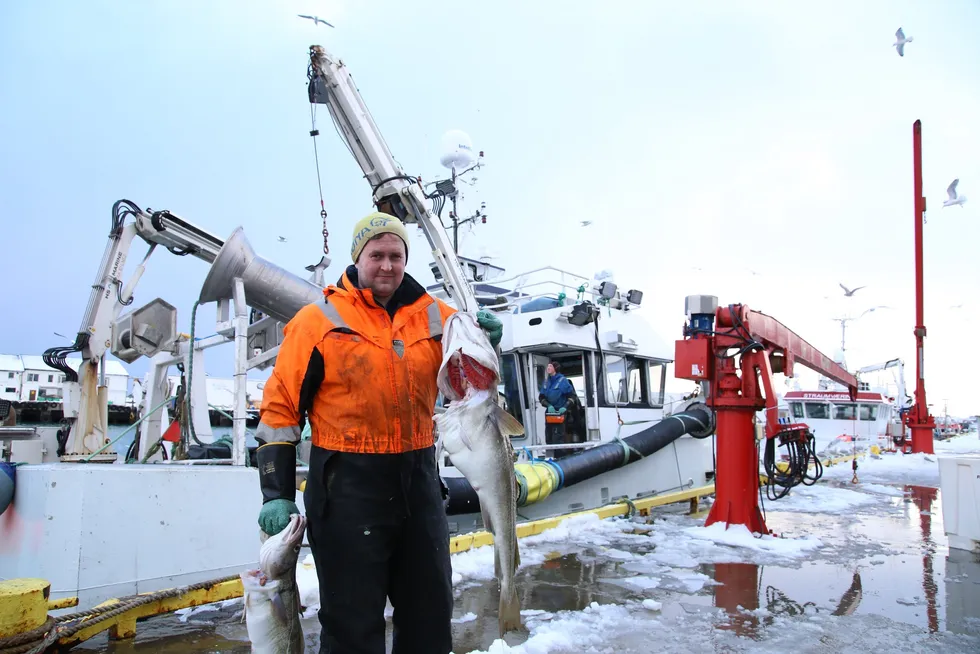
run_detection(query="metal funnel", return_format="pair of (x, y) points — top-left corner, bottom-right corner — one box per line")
(199, 227), (324, 324)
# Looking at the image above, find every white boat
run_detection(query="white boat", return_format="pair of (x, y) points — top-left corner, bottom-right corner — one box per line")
(780, 358), (911, 455)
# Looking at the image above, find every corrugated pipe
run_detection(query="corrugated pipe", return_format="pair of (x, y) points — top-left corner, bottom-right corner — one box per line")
(443, 405), (713, 516)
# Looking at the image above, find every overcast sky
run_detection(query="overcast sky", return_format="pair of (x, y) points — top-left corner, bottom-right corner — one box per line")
(1, 0), (977, 415)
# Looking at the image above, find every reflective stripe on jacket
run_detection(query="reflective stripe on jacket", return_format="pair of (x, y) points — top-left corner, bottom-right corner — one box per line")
(257, 266), (456, 454)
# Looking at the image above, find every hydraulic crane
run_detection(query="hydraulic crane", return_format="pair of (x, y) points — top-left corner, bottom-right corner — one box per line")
(675, 295), (858, 535)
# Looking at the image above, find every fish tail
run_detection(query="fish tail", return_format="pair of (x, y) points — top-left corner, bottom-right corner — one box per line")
(497, 584), (523, 636)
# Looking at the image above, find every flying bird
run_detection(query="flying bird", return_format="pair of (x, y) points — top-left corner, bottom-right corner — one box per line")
(894, 28), (913, 56)
(298, 14), (335, 28)
(942, 179), (967, 208)
(839, 283), (866, 297)
(859, 305), (891, 319)
(278, 236), (287, 242)
(580, 220), (593, 227)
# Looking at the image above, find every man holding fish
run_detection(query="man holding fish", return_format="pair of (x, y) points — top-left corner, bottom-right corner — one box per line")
(251, 211), (506, 653)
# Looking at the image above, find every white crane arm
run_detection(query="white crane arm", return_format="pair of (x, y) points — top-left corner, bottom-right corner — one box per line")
(307, 45), (478, 313)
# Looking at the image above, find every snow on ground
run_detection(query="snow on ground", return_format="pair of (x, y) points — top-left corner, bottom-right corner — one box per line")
(460, 599), (980, 654)
(936, 433), (980, 455)
(766, 482), (880, 514)
(819, 433), (980, 487)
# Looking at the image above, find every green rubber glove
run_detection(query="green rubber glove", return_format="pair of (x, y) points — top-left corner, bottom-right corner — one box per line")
(258, 499), (299, 536)
(557, 407), (567, 415)
(476, 309), (503, 348)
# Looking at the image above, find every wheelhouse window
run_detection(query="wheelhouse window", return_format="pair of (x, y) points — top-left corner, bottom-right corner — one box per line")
(598, 354), (653, 407)
(833, 403), (857, 420)
(790, 402), (805, 419)
(647, 361), (666, 407)
(805, 402), (830, 419)
(859, 404), (879, 421)
(500, 353), (525, 427)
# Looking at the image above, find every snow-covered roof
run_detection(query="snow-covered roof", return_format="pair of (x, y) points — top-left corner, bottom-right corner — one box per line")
(0, 354), (25, 372)
(19, 355), (128, 377)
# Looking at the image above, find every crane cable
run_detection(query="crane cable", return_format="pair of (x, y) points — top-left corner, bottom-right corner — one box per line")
(309, 103), (329, 256)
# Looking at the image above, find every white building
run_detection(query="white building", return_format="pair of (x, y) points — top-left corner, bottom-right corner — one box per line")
(18, 355), (130, 406)
(0, 354), (24, 402)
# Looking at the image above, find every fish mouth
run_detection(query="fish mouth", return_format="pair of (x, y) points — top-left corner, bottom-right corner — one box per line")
(448, 351), (497, 397)
(280, 513), (307, 548)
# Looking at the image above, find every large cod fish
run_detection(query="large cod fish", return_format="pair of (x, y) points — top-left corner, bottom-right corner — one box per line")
(434, 311), (525, 637)
(240, 513), (306, 653)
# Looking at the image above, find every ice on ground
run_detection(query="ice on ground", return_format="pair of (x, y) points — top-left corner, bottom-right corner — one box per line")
(459, 600), (980, 653)
(640, 599), (662, 611)
(768, 482), (879, 514)
(453, 612), (478, 623)
(599, 574), (661, 593)
(822, 452), (939, 486)
(935, 434), (980, 455)
(858, 483), (907, 497)
(683, 521), (823, 555)
(660, 569), (718, 594)
(818, 434), (980, 487)
(175, 603), (220, 622)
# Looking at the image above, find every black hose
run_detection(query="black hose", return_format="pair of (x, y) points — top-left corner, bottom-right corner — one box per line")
(444, 405), (712, 515)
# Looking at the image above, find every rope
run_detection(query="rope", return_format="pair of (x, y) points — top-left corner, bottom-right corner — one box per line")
(0, 619), (56, 651)
(0, 575), (242, 653)
(514, 467), (528, 506)
(611, 419), (656, 466)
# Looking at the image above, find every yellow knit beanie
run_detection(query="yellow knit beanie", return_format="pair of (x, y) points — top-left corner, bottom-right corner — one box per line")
(350, 212), (410, 263)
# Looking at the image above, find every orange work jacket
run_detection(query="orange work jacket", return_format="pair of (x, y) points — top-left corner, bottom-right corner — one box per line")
(257, 267), (456, 454)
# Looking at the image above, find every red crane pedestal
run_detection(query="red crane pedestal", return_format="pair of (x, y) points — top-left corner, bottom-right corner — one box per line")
(706, 404), (767, 535)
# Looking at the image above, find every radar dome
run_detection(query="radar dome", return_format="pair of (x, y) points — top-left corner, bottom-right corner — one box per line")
(439, 129), (475, 170)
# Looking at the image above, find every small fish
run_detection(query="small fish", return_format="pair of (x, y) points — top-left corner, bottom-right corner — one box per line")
(434, 311), (525, 637)
(241, 513), (306, 653)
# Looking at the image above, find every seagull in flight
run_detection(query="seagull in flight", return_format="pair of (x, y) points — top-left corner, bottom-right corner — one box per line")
(894, 28), (913, 56)
(839, 283), (866, 297)
(942, 179), (967, 208)
(278, 236), (287, 243)
(580, 220), (593, 227)
(859, 305), (891, 319)
(298, 14), (335, 28)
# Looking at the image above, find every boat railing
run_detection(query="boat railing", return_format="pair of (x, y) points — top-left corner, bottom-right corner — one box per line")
(472, 266), (631, 313)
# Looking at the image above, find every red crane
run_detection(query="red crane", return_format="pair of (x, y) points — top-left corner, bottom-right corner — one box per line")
(904, 120), (936, 454)
(675, 297), (857, 535)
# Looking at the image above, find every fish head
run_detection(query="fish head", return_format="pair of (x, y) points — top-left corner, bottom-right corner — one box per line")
(439, 312), (501, 400)
(258, 513), (306, 581)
